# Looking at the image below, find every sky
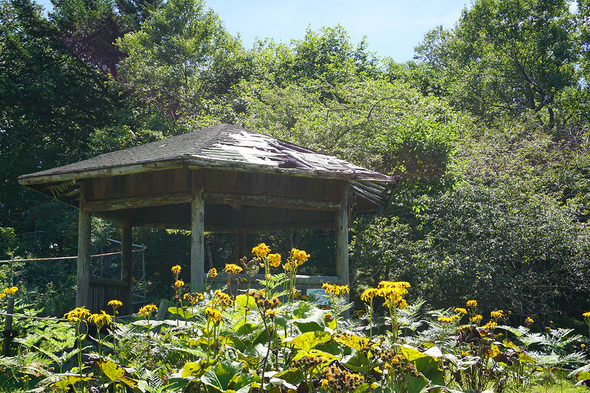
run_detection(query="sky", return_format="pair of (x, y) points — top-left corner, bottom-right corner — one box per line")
(35, 0), (471, 62)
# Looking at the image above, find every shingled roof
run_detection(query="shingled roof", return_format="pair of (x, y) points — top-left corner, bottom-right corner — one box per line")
(20, 123), (393, 183)
(20, 124), (397, 212)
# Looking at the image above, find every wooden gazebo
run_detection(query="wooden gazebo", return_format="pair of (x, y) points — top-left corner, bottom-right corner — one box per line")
(18, 123), (397, 313)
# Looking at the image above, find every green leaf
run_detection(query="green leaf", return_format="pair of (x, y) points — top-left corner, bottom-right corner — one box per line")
(100, 360), (137, 387)
(284, 331), (331, 353)
(182, 361), (207, 378)
(292, 308), (328, 333)
(235, 294), (257, 309)
(168, 306), (194, 319)
(200, 360), (243, 392)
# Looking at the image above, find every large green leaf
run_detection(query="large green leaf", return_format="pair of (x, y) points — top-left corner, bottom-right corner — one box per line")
(200, 360), (243, 392)
(283, 331), (331, 353)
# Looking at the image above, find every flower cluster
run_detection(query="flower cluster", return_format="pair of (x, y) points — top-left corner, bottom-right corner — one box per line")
(376, 281), (410, 309)
(268, 253), (281, 268)
(320, 364), (364, 391)
(322, 283), (349, 296)
(183, 292), (204, 305)
(293, 354), (324, 370)
(108, 299), (123, 311)
(174, 279), (185, 288)
(138, 304), (158, 317)
(88, 311), (113, 330)
(64, 306), (91, 322)
(171, 265), (181, 274)
(207, 268), (217, 278)
(4, 286), (18, 295)
(360, 288), (378, 302)
(252, 243), (271, 259)
(212, 290), (233, 310)
(439, 315), (461, 324)
(224, 263), (243, 275)
(205, 306), (222, 324)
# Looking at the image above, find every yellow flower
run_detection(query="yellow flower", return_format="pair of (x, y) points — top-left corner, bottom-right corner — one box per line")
(322, 283), (349, 296)
(108, 300), (123, 309)
(454, 307), (468, 315)
(64, 306), (91, 322)
(484, 321), (498, 329)
(491, 310), (503, 319)
(88, 311), (113, 330)
(213, 290), (233, 309)
(171, 265), (181, 274)
(438, 317), (453, 324)
(470, 314), (483, 323)
(205, 306), (222, 323)
(526, 317), (534, 325)
(207, 268), (217, 278)
(466, 300), (477, 308)
(174, 280), (185, 288)
(4, 286), (18, 295)
(252, 243), (271, 258)
(360, 288), (378, 302)
(224, 263), (243, 275)
(0, 293), (5, 299)
(451, 314), (461, 321)
(138, 304), (158, 317)
(583, 312), (590, 319)
(290, 248), (310, 266)
(268, 253), (282, 267)
(267, 309), (277, 319)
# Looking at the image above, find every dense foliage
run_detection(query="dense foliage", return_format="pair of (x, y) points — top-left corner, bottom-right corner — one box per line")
(1, 0), (589, 326)
(1, 253), (590, 392)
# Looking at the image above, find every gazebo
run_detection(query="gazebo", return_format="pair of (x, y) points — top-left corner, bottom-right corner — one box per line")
(18, 123), (397, 313)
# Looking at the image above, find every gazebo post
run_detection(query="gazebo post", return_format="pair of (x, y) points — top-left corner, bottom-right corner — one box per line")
(336, 188), (350, 316)
(121, 225), (133, 314)
(76, 193), (91, 308)
(191, 174), (205, 291)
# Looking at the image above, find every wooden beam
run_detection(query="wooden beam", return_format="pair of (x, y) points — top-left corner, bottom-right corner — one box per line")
(204, 193), (340, 211)
(76, 192), (91, 308)
(84, 191), (339, 213)
(191, 173), (205, 291)
(85, 192), (192, 212)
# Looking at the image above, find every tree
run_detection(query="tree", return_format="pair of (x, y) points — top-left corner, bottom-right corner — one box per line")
(0, 0), (127, 251)
(415, 0), (579, 129)
(116, 0), (246, 122)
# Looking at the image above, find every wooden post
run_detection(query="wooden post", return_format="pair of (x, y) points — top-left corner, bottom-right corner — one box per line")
(121, 226), (133, 314)
(335, 190), (349, 286)
(191, 176), (205, 291)
(76, 191), (91, 308)
(336, 187), (350, 317)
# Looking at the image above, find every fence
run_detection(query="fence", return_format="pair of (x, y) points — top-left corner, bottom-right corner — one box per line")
(0, 240), (146, 316)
